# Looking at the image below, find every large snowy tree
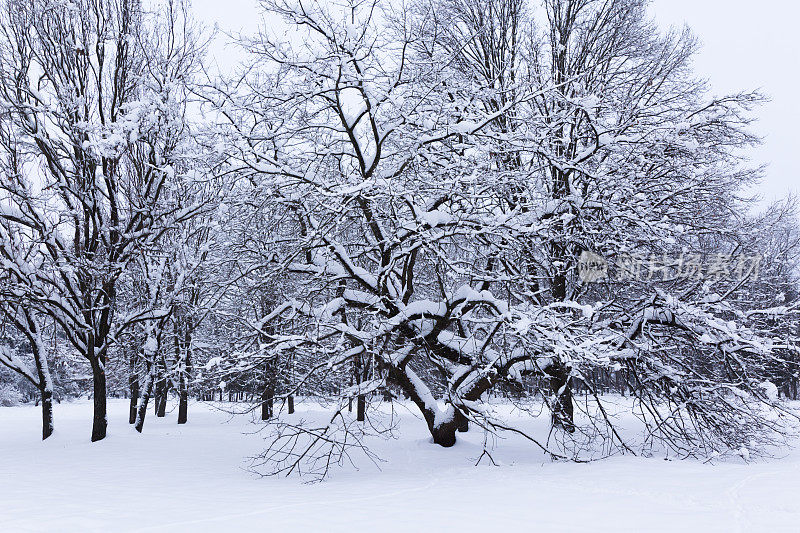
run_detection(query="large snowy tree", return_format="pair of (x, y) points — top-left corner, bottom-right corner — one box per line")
(200, 0), (799, 478)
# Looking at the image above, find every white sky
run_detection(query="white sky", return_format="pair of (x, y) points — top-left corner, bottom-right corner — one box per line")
(193, 0), (800, 205)
(651, 0), (800, 206)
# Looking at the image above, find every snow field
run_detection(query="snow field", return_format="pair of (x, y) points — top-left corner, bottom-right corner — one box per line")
(1, 399), (799, 532)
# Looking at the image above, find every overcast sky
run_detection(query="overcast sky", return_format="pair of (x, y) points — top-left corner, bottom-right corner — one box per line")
(651, 0), (800, 206)
(193, 0), (800, 206)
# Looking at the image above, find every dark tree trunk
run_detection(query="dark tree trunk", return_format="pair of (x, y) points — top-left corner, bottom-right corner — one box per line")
(547, 360), (575, 433)
(261, 367), (274, 420)
(261, 359), (275, 420)
(177, 387), (188, 424)
(41, 387), (53, 440)
(154, 375), (162, 414)
(354, 354), (366, 421)
(129, 372), (139, 424)
(287, 394), (294, 414)
(178, 335), (190, 424)
(156, 394), (166, 417)
(176, 323), (188, 424)
(90, 359), (107, 442)
(356, 394), (366, 421)
(31, 338), (54, 440)
(155, 376), (167, 417)
(128, 346), (139, 424)
(261, 392), (273, 421)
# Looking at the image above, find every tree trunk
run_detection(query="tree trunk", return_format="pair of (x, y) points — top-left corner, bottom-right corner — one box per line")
(354, 354), (365, 421)
(134, 374), (155, 433)
(180, 334), (192, 424)
(90, 359), (107, 442)
(177, 387), (188, 424)
(128, 345), (139, 424)
(387, 366), (460, 447)
(429, 415), (459, 447)
(26, 312), (55, 440)
(356, 394), (365, 421)
(261, 376), (274, 421)
(153, 375), (162, 414)
(129, 368), (139, 424)
(32, 340), (55, 440)
(40, 387), (54, 440)
(287, 394), (294, 415)
(155, 376), (167, 417)
(156, 393), (167, 417)
(176, 323), (189, 424)
(547, 360), (575, 433)
(261, 393), (273, 421)
(262, 359), (275, 420)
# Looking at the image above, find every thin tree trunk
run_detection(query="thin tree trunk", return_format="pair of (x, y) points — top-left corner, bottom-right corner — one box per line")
(129, 354), (139, 424)
(354, 355), (364, 421)
(155, 372), (167, 417)
(156, 389), (167, 417)
(154, 378), (162, 415)
(287, 394), (294, 414)
(24, 311), (55, 440)
(261, 389), (273, 421)
(177, 327), (190, 424)
(262, 359), (275, 420)
(177, 385), (188, 424)
(134, 372), (155, 433)
(40, 386), (53, 440)
(129, 383), (138, 424)
(33, 335), (55, 440)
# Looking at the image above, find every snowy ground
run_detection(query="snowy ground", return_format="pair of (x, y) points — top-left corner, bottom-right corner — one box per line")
(1, 399), (799, 532)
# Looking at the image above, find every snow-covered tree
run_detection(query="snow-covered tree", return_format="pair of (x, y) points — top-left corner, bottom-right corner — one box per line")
(200, 0), (800, 479)
(0, 0), (207, 441)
